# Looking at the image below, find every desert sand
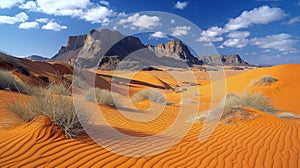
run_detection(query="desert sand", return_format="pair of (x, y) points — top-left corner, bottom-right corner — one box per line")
(0, 63), (300, 167)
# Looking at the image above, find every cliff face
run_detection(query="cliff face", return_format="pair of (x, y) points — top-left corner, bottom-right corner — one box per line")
(197, 54), (250, 66)
(52, 34), (87, 62)
(148, 40), (201, 65)
(51, 28), (251, 70)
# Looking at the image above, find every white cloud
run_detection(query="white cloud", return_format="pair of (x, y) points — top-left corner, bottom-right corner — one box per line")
(225, 6), (286, 31)
(18, 21), (39, 29)
(118, 14), (161, 30)
(298, 1), (300, 5)
(36, 18), (49, 23)
(250, 33), (297, 53)
(223, 38), (249, 48)
(19, 1), (37, 10)
(197, 26), (225, 42)
(171, 26), (191, 36)
(42, 22), (67, 31)
(174, 1), (189, 10)
(19, 0), (116, 24)
(283, 15), (300, 25)
(197, 36), (223, 42)
(80, 6), (113, 24)
(171, 19), (175, 24)
(197, 6), (286, 45)
(0, 12), (28, 24)
(0, 0), (24, 9)
(99, 0), (109, 6)
(150, 31), (167, 39)
(227, 31), (250, 39)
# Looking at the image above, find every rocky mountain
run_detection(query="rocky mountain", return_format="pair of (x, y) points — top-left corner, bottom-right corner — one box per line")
(25, 55), (49, 61)
(197, 54), (250, 66)
(51, 28), (250, 69)
(147, 40), (201, 65)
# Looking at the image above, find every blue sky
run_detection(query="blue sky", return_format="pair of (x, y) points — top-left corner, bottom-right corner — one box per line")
(0, 0), (300, 65)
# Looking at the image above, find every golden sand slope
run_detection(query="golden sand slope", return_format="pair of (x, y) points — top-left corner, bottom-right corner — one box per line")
(0, 105), (300, 167)
(1, 64), (300, 167)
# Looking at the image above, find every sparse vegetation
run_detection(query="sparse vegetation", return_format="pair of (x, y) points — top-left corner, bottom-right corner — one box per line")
(48, 82), (71, 96)
(225, 92), (277, 114)
(187, 91), (277, 124)
(84, 87), (116, 107)
(250, 75), (277, 86)
(0, 69), (25, 92)
(9, 88), (88, 138)
(131, 88), (166, 104)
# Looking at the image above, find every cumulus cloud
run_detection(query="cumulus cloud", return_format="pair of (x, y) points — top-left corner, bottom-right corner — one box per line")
(42, 22), (67, 31)
(80, 6), (113, 24)
(197, 27), (224, 42)
(225, 6), (286, 31)
(171, 26), (191, 36)
(250, 33), (297, 53)
(223, 38), (249, 48)
(197, 5), (287, 46)
(18, 21), (39, 29)
(35, 18), (49, 23)
(19, 1), (37, 10)
(282, 15), (300, 25)
(150, 31), (167, 39)
(0, 12), (28, 24)
(174, 1), (189, 10)
(118, 14), (161, 30)
(99, 0), (109, 6)
(0, 0), (24, 9)
(19, 0), (115, 24)
(227, 31), (250, 39)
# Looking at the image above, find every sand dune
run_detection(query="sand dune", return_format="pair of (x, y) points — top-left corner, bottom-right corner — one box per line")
(1, 64), (300, 167)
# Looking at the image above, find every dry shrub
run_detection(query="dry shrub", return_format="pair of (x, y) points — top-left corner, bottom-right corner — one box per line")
(0, 69), (26, 93)
(9, 88), (88, 138)
(131, 88), (166, 104)
(250, 75), (277, 86)
(48, 82), (71, 96)
(187, 91), (277, 124)
(225, 92), (277, 114)
(84, 87), (117, 107)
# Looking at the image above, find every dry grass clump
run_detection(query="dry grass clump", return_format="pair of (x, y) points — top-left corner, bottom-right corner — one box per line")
(84, 87), (116, 107)
(131, 88), (166, 104)
(250, 75), (277, 86)
(9, 90), (88, 138)
(225, 92), (277, 114)
(187, 92), (277, 124)
(48, 82), (71, 96)
(0, 69), (25, 93)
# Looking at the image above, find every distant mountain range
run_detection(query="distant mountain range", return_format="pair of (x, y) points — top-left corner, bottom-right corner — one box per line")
(51, 28), (251, 69)
(25, 55), (49, 61)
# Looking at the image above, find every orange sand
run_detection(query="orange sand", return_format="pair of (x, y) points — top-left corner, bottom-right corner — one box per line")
(0, 64), (300, 167)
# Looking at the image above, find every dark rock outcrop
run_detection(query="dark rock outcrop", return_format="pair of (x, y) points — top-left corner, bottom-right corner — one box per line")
(148, 40), (202, 65)
(197, 54), (250, 66)
(51, 28), (250, 70)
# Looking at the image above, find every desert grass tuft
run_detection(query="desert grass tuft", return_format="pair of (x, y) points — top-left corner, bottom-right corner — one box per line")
(0, 69), (26, 93)
(84, 87), (117, 107)
(250, 75), (277, 86)
(131, 88), (166, 104)
(9, 90), (89, 138)
(225, 92), (277, 114)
